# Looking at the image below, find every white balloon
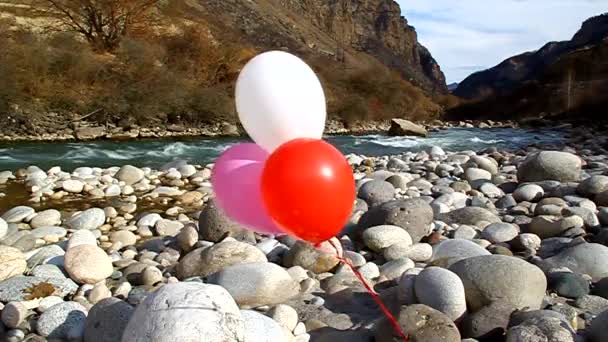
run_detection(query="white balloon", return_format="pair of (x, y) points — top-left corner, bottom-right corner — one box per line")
(235, 51), (327, 152)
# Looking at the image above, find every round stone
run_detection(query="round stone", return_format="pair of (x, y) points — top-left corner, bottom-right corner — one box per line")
(198, 199), (255, 243)
(30, 226), (67, 239)
(30, 209), (62, 228)
(141, 267), (163, 286)
(415, 267), (467, 321)
(284, 239), (341, 274)
(68, 230), (97, 249)
(517, 151), (581, 182)
(207, 262), (300, 309)
(109, 231), (136, 247)
(64, 245), (113, 284)
(241, 309), (290, 342)
(430, 239), (491, 267)
(2, 206), (35, 223)
(362, 225), (412, 252)
(63, 180), (85, 193)
(37, 301), (88, 339)
(84, 297), (134, 342)
(481, 223), (519, 243)
(578, 175), (608, 197)
(122, 282), (244, 341)
(66, 208), (106, 230)
(546, 243), (608, 281)
(0, 246), (26, 282)
(358, 180), (395, 207)
(357, 198), (434, 243)
(513, 184), (544, 202)
(177, 240), (267, 279)
(375, 304), (460, 342)
(1, 301), (28, 328)
(547, 272), (589, 299)
(267, 304), (299, 332)
(449, 255), (547, 312)
(115, 165), (145, 185)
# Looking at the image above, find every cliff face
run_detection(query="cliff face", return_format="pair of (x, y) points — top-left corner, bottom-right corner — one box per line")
(454, 13), (608, 100)
(185, 0), (447, 94)
(280, 0), (447, 93)
(448, 13), (608, 122)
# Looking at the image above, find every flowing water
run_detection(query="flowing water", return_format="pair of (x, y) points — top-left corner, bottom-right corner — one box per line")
(0, 127), (568, 171)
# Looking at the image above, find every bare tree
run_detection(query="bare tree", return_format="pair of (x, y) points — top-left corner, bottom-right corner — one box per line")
(35, 0), (160, 52)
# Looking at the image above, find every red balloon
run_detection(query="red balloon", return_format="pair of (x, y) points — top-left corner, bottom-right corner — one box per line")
(261, 138), (356, 244)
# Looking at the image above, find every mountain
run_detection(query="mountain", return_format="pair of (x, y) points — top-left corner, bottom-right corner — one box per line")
(454, 13), (608, 100)
(164, 0), (447, 94)
(0, 0), (448, 135)
(447, 82), (459, 92)
(449, 13), (608, 121)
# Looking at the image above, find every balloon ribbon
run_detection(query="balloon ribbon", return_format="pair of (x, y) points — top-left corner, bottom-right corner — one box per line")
(316, 241), (409, 342)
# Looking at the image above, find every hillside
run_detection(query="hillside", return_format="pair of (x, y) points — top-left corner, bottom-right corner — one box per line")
(448, 13), (608, 122)
(0, 0), (448, 138)
(453, 13), (608, 100)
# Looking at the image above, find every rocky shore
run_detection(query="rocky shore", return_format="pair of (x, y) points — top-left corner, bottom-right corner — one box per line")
(1, 131), (608, 341)
(0, 118), (522, 143)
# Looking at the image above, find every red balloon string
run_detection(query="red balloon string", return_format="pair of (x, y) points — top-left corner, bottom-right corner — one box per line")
(315, 240), (409, 342)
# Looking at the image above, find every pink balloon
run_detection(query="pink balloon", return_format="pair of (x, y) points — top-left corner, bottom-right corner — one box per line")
(211, 143), (283, 235)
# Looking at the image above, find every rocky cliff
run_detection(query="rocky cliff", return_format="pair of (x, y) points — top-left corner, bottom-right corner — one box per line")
(454, 13), (608, 100)
(181, 0), (447, 94)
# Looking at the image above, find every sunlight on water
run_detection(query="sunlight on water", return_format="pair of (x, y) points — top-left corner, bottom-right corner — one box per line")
(0, 127), (567, 171)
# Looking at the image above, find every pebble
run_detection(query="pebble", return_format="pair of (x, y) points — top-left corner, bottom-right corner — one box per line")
(84, 297), (134, 342)
(63, 179), (85, 193)
(66, 208), (106, 230)
(30, 209), (62, 228)
(574, 295), (608, 315)
(375, 304), (460, 342)
(109, 231), (136, 247)
(379, 257), (415, 281)
(481, 222), (519, 243)
(513, 184), (544, 202)
(547, 272), (590, 299)
(358, 180), (396, 207)
(546, 243), (608, 281)
(39, 296), (64, 312)
(1, 301), (28, 328)
(64, 245), (113, 284)
(357, 198), (434, 243)
(241, 309), (290, 342)
(88, 283), (112, 304)
(268, 304), (299, 331)
(284, 240), (340, 274)
(155, 219), (184, 236)
(37, 301), (88, 340)
(362, 225), (412, 252)
(30, 226), (67, 239)
(430, 238), (491, 267)
(414, 267), (467, 321)
(1, 206), (35, 223)
(68, 229), (98, 249)
(177, 240), (267, 279)
(207, 262), (299, 308)
(0, 246), (27, 281)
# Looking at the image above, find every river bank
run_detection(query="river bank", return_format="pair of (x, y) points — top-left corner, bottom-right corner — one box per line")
(0, 128), (608, 340)
(0, 118), (525, 143)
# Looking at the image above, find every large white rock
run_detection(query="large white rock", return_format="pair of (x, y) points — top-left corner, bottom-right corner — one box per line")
(121, 282), (244, 342)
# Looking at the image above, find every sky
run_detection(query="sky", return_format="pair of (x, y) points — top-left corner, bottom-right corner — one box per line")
(396, 0), (607, 84)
